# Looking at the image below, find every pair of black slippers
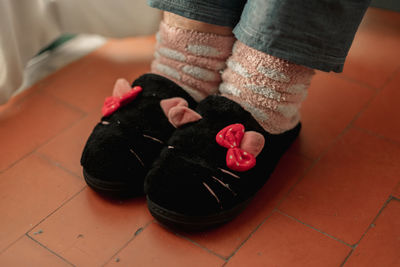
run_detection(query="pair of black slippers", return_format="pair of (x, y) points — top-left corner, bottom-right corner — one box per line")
(81, 74), (300, 231)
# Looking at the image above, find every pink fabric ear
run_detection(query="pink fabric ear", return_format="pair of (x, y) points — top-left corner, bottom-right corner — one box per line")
(160, 97), (202, 127)
(112, 78), (132, 97)
(240, 131), (265, 157)
(160, 97), (188, 117)
(168, 106), (202, 128)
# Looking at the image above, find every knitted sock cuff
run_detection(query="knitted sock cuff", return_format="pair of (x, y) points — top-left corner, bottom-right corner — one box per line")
(152, 21), (235, 101)
(157, 21), (235, 61)
(220, 41), (315, 134)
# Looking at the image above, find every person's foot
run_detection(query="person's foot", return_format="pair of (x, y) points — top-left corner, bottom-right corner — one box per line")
(81, 74), (197, 198)
(145, 95), (301, 230)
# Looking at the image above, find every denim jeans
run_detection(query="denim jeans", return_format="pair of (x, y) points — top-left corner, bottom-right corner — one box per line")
(148, 0), (371, 72)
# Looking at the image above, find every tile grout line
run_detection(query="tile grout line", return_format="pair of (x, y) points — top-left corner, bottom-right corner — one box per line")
(0, 78), (96, 174)
(21, 186), (88, 253)
(42, 88), (88, 116)
(0, 84), (44, 115)
(332, 66), (400, 152)
(335, 73), (378, 92)
(343, 67), (400, 130)
(0, 150), (38, 176)
(290, 150), (315, 162)
(0, 234), (26, 256)
(343, 63), (400, 93)
(353, 126), (400, 147)
(0, 87), (45, 172)
(353, 195), (394, 246)
(102, 220), (155, 266)
(173, 230), (228, 262)
(275, 157), (318, 209)
(222, 210), (279, 266)
(35, 151), (83, 181)
(26, 234), (75, 266)
(26, 186), (88, 234)
(340, 196), (395, 267)
(0, 110), (91, 174)
(218, 155), (319, 265)
(276, 210), (355, 248)
(392, 196), (400, 201)
(340, 248), (355, 267)
(0, 186), (87, 255)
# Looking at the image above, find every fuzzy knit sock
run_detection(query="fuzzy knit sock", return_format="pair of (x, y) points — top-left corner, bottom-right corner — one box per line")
(219, 41), (315, 134)
(151, 21), (235, 101)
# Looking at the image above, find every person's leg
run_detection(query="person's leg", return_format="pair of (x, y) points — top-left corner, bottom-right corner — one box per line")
(148, 0), (248, 101)
(150, 12), (235, 101)
(220, 0), (371, 134)
(151, 12), (235, 101)
(162, 12), (233, 35)
(144, 0), (373, 230)
(220, 41), (314, 134)
(234, 0), (372, 73)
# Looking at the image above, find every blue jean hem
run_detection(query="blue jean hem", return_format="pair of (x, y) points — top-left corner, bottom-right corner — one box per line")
(147, 0), (241, 27)
(233, 23), (345, 73)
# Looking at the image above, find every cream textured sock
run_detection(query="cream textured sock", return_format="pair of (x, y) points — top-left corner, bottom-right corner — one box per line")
(151, 21), (235, 101)
(219, 41), (315, 134)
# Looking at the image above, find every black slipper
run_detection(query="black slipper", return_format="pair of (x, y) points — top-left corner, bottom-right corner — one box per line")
(145, 95), (301, 230)
(80, 74), (197, 198)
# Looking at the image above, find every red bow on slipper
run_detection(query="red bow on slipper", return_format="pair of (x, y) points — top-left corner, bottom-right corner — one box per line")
(216, 124), (265, 172)
(102, 79), (143, 117)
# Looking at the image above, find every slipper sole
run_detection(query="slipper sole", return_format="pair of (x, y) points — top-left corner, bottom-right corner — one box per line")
(83, 168), (141, 198)
(147, 196), (252, 231)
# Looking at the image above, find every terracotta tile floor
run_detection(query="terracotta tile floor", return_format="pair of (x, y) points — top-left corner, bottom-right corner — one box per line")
(0, 8), (399, 267)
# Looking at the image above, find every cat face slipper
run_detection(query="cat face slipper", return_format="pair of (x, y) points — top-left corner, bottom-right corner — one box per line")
(80, 74), (197, 198)
(145, 95), (301, 230)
